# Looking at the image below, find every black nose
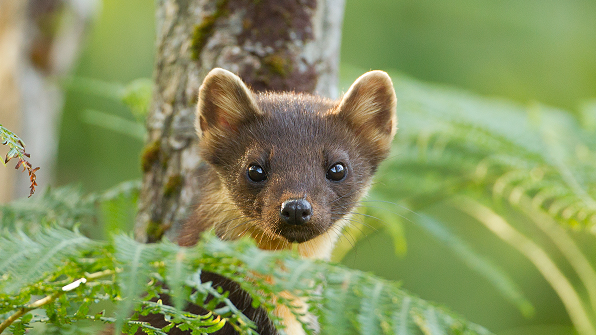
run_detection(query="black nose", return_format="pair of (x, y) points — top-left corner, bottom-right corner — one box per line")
(280, 199), (312, 225)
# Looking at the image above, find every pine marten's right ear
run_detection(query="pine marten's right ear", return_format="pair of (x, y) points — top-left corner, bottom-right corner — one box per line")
(196, 68), (262, 139)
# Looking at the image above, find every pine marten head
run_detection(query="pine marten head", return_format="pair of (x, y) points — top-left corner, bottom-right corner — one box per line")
(195, 68), (396, 246)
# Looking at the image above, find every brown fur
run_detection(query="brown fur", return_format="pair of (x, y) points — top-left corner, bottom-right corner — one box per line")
(181, 69), (396, 251)
(133, 68), (397, 335)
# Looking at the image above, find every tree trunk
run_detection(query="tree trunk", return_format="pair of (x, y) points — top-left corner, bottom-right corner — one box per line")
(0, 0), (24, 203)
(135, 0), (345, 242)
(0, 0), (95, 202)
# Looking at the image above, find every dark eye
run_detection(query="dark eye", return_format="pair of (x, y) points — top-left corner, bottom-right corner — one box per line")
(326, 163), (346, 181)
(247, 164), (267, 182)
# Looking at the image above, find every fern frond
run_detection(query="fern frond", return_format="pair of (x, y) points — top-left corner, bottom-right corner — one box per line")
(392, 296), (413, 335)
(0, 180), (141, 233)
(370, 73), (596, 231)
(0, 227), (492, 335)
(320, 265), (492, 335)
(0, 185), (92, 232)
(121, 78), (153, 122)
(162, 246), (192, 311)
(356, 281), (385, 334)
(138, 300), (226, 334)
(451, 197), (596, 335)
(113, 234), (162, 332)
(64, 76), (152, 125)
(350, 71), (596, 333)
(0, 227), (96, 294)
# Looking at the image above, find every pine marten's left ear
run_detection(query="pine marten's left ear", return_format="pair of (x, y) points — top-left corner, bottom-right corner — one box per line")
(196, 68), (262, 139)
(332, 70), (397, 152)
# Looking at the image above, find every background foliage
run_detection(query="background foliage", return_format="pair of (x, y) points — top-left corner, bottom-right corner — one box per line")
(2, 0), (596, 334)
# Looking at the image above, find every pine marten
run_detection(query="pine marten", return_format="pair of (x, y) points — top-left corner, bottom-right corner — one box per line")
(136, 68), (397, 335)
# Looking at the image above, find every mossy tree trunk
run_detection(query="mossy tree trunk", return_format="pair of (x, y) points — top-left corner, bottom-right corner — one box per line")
(136, 0), (346, 242)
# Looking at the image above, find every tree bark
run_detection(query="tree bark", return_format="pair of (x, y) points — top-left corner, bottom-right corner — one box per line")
(0, 0), (95, 202)
(135, 0), (345, 242)
(0, 0), (25, 203)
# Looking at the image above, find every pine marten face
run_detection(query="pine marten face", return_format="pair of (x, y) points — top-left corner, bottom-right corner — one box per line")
(195, 68), (397, 244)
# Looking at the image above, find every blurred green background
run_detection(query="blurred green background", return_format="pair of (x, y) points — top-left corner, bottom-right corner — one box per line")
(55, 0), (596, 334)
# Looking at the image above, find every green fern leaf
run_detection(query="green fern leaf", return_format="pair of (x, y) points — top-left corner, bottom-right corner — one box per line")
(392, 296), (413, 335)
(357, 281), (385, 334)
(0, 227), (96, 293)
(113, 235), (161, 333)
(362, 71), (596, 231)
(0, 226), (492, 335)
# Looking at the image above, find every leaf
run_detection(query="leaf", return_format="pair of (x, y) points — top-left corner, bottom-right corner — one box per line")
(353, 68), (596, 231)
(319, 271), (357, 335)
(0, 227), (96, 293)
(0, 226), (492, 335)
(0, 180), (141, 234)
(357, 281), (384, 334)
(163, 246), (191, 310)
(392, 296), (413, 335)
(121, 78), (153, 122)
(113, 235), (161, 333)
(413, 307), (445, 335)
(81, 110), (146, 141)
(0, 124), (40, 196)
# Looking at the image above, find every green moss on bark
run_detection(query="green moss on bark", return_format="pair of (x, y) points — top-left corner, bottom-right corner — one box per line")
(190, 0), (229, 59)
(146, 220), (167, 242)
(141, 140), (161, 172)
(263, 53), (290, 77)
(163, 174), (183, 197)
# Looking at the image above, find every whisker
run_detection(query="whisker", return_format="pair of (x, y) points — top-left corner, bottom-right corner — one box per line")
(208, 208), (245, 214)
(330, 188), (363, 204)
(215, 215), (250, 238)
(239, 223), (257, 239)
(213, 215), (248, 227)
(330, 224), (359, 265)
(341, 220), (374, 253)
(358, 200), (422, 217)
(221, 219), (256, 239)
(258, 229), (266, 246)
(335, 199), (419, 226)
(195, 201), (236, 206)
(341, 217), (371, 235)
(273, 229), (284, 252)
(331, 225), (355, 250)
(347, 212), (386, 227)
(332, 212), (379, 232)
(352, 204), (416, 225)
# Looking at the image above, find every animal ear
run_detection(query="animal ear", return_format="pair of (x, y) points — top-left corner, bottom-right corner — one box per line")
(195, 68), (262, 139)
(332, 70), (397, 152)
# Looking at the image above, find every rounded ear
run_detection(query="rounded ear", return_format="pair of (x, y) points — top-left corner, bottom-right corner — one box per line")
(332, 70), (397, 152)
(195, 68), (262, 139)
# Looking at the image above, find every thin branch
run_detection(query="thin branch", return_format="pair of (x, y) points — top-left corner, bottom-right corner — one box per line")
(0, 292), (61, 333)
(0, 269), (117, 334)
